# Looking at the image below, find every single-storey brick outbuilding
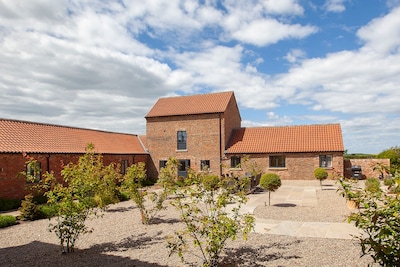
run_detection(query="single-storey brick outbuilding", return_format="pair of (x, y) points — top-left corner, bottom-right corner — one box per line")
(0, 119), (148, 199)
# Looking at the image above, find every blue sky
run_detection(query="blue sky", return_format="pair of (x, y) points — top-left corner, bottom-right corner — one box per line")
(1, 0), (400, 154)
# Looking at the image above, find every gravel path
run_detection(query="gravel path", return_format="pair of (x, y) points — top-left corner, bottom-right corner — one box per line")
(0, 184), (376, 267)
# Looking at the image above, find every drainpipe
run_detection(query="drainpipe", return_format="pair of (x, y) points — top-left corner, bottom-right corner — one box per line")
(219, 113), (223, 176)
(46, 154), (50, 173)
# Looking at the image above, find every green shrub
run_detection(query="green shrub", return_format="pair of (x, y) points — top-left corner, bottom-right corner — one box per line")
(0, 198), (21, 211)
(259, 173), (282, 206)
(365, 177), (381, 194)
(383, 177), (395, 187)
(314, 167), (328, 185)
(0, 215), (17, 228)
(19, 194), (41, 221)
(38, 204), (59, 218)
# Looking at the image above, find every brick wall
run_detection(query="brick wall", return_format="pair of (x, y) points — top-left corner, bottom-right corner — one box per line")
(0, 152), (148, 199)
(146, 110), (241, 179)
(222, 152), (344, 180)
(344, 158), (391, 179)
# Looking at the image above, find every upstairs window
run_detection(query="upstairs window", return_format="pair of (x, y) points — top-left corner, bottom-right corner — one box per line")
(319, 155), (333, 168)
(200, 160), (210, 171)
(269, 155), (286, 168)
(230, 156), (241, 169)
(177, 130), (187, 150)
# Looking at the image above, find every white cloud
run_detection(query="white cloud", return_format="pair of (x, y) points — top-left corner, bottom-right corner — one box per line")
(323, 0), (346, 13)
(357, 6), (400, 54)
(230, 19), (318, 46)
(284, 48), (306, 63)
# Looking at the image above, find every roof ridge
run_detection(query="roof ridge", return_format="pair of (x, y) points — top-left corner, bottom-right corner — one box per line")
(239, 123), (341, 129)
(157, 90), (234, 100)
(0, 118), (137, 136)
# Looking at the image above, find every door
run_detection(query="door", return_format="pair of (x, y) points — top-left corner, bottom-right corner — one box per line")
(178, 159), (190, 178)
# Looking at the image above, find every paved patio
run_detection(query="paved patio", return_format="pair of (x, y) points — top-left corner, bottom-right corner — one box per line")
(239, 181), (361, 239)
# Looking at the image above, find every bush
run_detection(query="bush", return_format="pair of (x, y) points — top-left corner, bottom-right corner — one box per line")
(259, 173), (281, 206)
(383, 177), (395, 187)
(0, 198), (21, 211)
(365, 177), (381, 193)
(38, 204), (59, 218)
(348, 190), (400, 265)
(0, 215), (17, 228)
(314, 167), (328, 185)
(19, 194), (41, 221)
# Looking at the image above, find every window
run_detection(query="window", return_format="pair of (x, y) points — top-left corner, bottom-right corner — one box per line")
(269, 155), (286, 168)
(121, 160), (129, 175)
(319, 155), (333, 168)
(159, 160), (167, 170)
(230, 156), (241, 168)
(26, 161), (41, 183)
(200, 160), (210, 171)
(177, 131), (187, 150)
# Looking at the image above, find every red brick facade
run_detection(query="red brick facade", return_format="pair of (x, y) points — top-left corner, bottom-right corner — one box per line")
(0, 153), (148, 199)
(344, 158), (391, 179)
(146, 96), (241, 179)
(223, 152), (344, 180)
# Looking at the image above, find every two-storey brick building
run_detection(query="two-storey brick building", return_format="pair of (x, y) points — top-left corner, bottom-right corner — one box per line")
(145, 91), (241, 178)
(144, 91), (345, 180)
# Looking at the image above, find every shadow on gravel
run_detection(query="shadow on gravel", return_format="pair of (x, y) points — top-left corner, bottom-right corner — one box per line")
(106, 205), (136, 213)
(221, 240), (302, 266)
(90, 231), (165, 253)
(273, 203), (297, 207)
(0, 240), (169, 267)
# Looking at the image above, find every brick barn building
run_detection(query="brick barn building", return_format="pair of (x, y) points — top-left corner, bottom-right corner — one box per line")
(0, 119), (148, 199)
(1, 91), (351, 200)
(145, 91), (345, 180)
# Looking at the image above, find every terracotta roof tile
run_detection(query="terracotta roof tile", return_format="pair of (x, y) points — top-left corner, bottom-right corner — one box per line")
(145, 91), (234, 118)
(226, 124), (344, 153)
(0, 119), (147, 154)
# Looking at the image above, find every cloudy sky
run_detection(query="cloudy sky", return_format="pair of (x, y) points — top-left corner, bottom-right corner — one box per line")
(1, 0), (399, 154)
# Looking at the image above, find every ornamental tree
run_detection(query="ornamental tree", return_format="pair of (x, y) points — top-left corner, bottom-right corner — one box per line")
(167, 173), (254, 267)
(45, 143), (120, 253)
(259, 173), (282, 206)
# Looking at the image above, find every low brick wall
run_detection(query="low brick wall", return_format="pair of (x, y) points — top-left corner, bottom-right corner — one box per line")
(344, 158), (390, 179)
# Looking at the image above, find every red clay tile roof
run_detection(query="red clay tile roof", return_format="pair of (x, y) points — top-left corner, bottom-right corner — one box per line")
(226, 124), (344, 154)
(0, 119), (147, 154)
(145, 91), (234, 118)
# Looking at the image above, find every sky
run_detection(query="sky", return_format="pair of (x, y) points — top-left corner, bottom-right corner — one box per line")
(1, 0), (400, 154)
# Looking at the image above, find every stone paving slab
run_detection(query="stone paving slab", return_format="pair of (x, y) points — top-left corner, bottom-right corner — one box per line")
(241, 184), (362, 239)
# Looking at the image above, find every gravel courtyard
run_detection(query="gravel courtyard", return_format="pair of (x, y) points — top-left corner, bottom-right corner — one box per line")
(0, 181), (376, 267)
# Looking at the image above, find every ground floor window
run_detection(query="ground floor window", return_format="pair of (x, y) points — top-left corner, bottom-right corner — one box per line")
(269, 155), (286, 168)
(159, 160), (167, 170)
(200, 160), (210, 171)
(121, 160), (129, 175)
(230, 156), (241, 168)
(26, 161), (41, 182)
(319, 155), (333, 168)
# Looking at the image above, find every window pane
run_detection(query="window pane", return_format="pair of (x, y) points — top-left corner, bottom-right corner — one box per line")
(319, 155), (332, 168)
(177, 131), (187, 150)
(200, 160), (210, 171)
(269, 155), (285, 168)
(121, 160), (129, 175)
(230, 156), (241, 168)
(159, 160), (167, 169)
